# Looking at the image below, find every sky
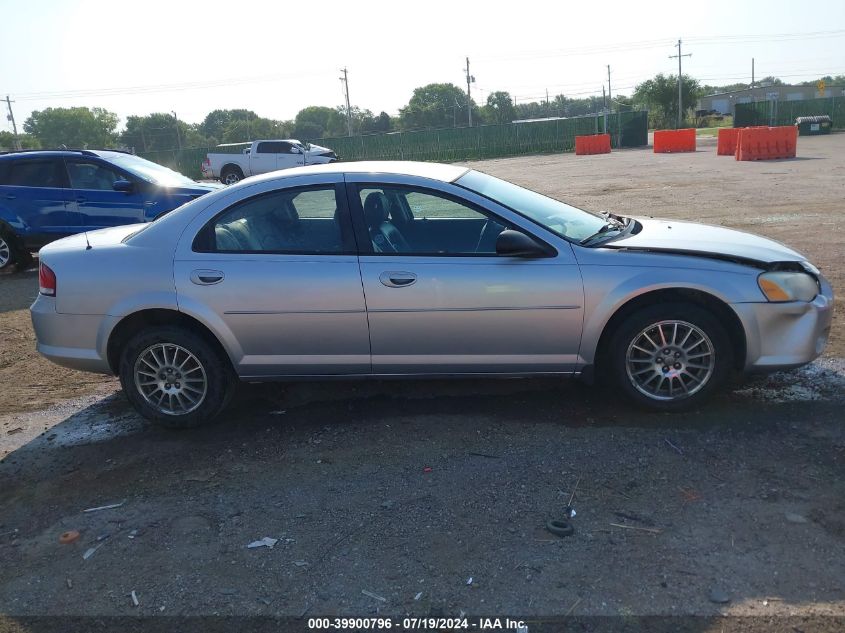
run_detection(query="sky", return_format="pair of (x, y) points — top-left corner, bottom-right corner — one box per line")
(1, 0), (844, 133)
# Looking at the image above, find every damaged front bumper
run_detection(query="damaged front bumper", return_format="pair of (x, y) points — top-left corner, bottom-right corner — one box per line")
(734, 274), (834, 372)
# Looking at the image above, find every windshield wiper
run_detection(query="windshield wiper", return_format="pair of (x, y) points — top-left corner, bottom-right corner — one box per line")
(580, 213), (627, 244)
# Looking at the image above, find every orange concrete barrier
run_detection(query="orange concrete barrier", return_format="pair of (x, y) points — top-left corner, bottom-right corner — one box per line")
(735, 125), (797, 161)
(653, 128), (696, 153)
(716, 128), (740, 155)
(575, 134), (611, 155)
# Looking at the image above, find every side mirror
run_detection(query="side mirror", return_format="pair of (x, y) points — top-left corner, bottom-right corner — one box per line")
(290, 146), (302, 154)
(112, 179), (134, 193)
(495, 229), (551, 258)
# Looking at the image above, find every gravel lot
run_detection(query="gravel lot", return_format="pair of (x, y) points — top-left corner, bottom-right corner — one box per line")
(1, 134), (843, 630)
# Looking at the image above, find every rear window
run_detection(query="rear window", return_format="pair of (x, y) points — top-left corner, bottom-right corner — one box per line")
(256, 141), (291, 153)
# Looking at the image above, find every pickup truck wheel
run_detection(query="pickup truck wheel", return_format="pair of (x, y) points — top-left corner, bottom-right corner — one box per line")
(220, 166), (243, 185)
(608, 302), (733, 411)
(119, 326), (235, 429)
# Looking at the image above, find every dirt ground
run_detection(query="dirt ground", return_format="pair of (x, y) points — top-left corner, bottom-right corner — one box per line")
(0, 134), (843, 630)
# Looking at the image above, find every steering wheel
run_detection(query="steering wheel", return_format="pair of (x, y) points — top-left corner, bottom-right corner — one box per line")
(544, 214), (572, 234)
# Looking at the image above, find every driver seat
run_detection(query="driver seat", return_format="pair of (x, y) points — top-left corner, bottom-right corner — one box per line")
(363, 192), (411, 253)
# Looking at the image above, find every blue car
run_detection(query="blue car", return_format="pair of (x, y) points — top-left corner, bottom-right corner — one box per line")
(0, 149), (221, 270)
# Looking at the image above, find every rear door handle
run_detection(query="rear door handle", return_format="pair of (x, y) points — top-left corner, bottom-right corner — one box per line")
(190, 269), (225, 285)
(379, 271), (417, 288)
(76, 196), (87, 204)
(4, 194), (15, 200)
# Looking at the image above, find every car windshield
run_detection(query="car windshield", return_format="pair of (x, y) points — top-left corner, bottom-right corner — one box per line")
(105, 153), (197, 187)
(456, 170), (609, 242)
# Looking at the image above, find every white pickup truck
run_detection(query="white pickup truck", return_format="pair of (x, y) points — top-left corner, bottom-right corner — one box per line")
(201, 139), (337, 184)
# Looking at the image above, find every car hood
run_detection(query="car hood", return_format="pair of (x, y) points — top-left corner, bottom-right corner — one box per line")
(164, 182), (224, 194)
(306, 144), (334, 155)
(608, 217), (807, 265)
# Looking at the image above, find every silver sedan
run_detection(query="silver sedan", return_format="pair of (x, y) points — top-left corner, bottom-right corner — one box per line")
(31, 162), (833, 428)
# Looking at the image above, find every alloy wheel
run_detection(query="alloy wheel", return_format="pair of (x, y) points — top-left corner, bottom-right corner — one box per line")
(0, 236), (10, 268)
(133, 343), (207, 415)
(625, 320), (715, 401)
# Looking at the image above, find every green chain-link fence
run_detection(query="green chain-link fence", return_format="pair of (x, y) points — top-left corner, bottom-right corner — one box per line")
(734, 97), (844, 128)
(140, 111), (648, 180)
(307, 111), (647, 162)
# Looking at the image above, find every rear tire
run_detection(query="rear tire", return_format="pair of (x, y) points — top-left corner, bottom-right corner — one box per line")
(119, 326), (235, 429)
(608, 302), (733, 411)
(220, 166), (243, 185)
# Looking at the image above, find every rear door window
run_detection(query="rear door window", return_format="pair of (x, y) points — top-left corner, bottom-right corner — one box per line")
(195, 185), (354, 254)
(1, 159), (67, 188)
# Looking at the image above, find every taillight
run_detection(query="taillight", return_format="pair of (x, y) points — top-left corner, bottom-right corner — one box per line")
(39, 262), (56, 296)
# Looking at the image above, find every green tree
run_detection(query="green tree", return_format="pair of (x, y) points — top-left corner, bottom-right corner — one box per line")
(797, 75), (845, 87)
(359, 110), (392, 134)
(399, 83), (476, 130)
(483, 91), (516, 124)
(633, 73), (702, 128)
(23, 106), (118, 148)
(120, 113), (195, 152)
(371, 111), (392, 132)
(199, 108), (259, 139)
(221, 117), (291, 143)
(293, 106), (343, 139)
(0, 131), (40, 150)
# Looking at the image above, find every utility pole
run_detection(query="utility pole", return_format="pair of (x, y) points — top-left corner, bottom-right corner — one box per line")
(171, 111), (182, 151)
(607, 65), (612, 113)
(602, 86), (607, 133)
(464, 57), (475, 126)
(669, 39), (692, 128)
(751, 57), (755, 88)
(339, 67), (353, 137)
(5, 95), (20, 150)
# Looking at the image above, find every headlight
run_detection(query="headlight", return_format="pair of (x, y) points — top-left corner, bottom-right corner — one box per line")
(758, 271), (819, 302)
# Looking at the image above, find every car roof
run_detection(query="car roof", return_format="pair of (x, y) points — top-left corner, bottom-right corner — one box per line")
(0, 149), (131, 161)
(245, 161), (470, 184)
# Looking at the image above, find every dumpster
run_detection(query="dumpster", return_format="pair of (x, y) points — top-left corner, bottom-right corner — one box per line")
(795, 115), (832, 136)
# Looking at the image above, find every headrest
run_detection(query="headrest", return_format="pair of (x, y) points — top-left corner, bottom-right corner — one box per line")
(363, 192), (390, 226)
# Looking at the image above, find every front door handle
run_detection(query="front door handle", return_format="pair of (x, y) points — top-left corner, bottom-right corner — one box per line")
(4, 194), (15, 200)
(379, 271), (417, 288)
(190, 269), (225, 285)
(76, 196), (87, 204)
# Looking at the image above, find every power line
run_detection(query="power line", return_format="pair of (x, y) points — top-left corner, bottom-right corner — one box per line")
(475, 29), (845, 63)
(6, 68), (338, 102)
(685, 29), (845, 44)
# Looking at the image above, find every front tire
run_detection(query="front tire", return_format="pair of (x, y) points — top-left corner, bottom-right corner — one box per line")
(119, 326), (235, 429)
(608, 303), (733, 411)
